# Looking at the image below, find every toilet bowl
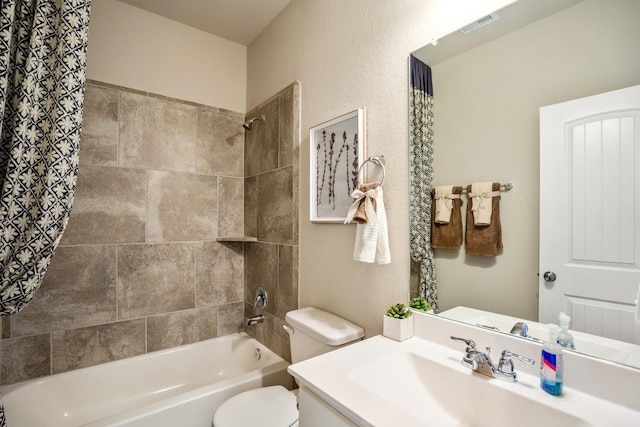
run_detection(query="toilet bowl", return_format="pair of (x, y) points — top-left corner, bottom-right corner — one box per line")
(212, 307), (364, 427)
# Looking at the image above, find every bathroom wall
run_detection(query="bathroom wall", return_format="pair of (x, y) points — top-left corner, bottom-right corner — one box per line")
(427, 0), (640, 319)
(242, 83), (301, 362)
(0, 81), (246, 385)
(246, 0), (515, 337)
(87, 0), (247, 112)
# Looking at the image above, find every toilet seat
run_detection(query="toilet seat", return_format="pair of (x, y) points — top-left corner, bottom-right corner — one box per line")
(213, 385), (298, 427)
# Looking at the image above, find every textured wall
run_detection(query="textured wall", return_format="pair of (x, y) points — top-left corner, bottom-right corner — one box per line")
(243, 83), (301, 362)
(86, 0), (247, 112)
(1, 82), (246, 385)
(247, 0), (514, 337)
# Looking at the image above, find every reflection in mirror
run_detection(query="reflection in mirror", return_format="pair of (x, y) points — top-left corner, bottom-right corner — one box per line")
(409, 0), (640, 369)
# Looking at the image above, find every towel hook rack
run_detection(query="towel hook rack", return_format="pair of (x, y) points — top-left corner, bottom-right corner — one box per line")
(357, 155), (386, 187)
(460, 182), (513, 194)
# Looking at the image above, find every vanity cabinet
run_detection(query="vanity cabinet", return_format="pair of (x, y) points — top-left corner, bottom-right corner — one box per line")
(298, 387), (357, 427)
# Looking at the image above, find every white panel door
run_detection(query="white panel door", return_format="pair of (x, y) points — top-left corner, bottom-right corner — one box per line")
(540, 85), (640, 344)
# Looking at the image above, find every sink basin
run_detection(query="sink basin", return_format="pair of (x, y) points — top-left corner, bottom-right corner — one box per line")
(347, 351), (587, 427)
(289, 322), (640, 427)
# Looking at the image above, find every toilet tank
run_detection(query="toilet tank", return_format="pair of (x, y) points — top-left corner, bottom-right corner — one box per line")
(285, 307), (364, 363)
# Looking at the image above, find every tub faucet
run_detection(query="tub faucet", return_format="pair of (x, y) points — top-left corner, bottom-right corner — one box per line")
(245, 315), (264, 326)
(450, 336), (535, 382)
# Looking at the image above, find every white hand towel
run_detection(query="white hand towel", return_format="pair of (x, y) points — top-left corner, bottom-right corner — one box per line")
(470, 182), (496, 226)
(434, 185), (455, 224)
(353, 187), (391, 264)
(375, 191), (391, 264)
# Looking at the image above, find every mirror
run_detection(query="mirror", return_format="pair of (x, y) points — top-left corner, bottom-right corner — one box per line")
(409, 0), (640, 368)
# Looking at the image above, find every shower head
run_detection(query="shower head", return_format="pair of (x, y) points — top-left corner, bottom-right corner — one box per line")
(242, 115), (265, 131)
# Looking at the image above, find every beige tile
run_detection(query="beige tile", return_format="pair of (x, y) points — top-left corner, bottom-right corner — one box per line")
(147, 311), (196, 352)
(51, 320), (145, 374)
(61, 165), (146, 245)
(2, 334), (50, 385)
(293, 162), (299, 245)
(217, 302), (244, 336)
(264, 313), (291, 363)
(119, 92), (197, 172)
(278, 87), (294, 168)
(195, 306), (218, 341)
(245, 99), (279, 176)
(218, 177), (244, 237)
(275, 245), (298, 319)
(2, 317), (11, 339)
(12, 246), (117, 337)
(196, 109), (244, 177)
(196, 241), (243, 307)
(147, 170), (218, 242)
(117, 243), (196, 319)
(80, 85), (119, 166)
(244, 176), (257, 238)
(257, 167), (293, 244)
(290, 82), (301, 169)
(291, 82), (301, 245)
(244, 243), (278, 312)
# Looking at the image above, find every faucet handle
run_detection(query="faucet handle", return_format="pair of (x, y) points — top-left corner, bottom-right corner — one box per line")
(450, 336), (476, 350)
(253, 287), (268, 310)
(498, 349), (535, 374)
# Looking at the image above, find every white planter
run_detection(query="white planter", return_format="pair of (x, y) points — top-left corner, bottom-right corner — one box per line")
(383, 315), (413, 341)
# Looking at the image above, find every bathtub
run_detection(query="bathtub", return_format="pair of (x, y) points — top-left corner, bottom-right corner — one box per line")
(0, 333), (292, 427)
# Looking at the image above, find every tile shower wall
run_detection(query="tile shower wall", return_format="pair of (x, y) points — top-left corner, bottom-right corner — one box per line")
(1, 81), (246, 385)
(243, 83), (300, 362)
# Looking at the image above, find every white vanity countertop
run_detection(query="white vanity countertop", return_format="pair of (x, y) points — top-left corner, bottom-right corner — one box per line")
(288, 334), (640, 427)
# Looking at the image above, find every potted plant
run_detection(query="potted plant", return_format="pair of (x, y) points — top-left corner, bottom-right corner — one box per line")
(383, 303), (413, 341)
(409, 297), (433, 314)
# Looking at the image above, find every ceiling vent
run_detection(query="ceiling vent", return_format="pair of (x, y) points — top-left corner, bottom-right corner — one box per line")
(459, 13), (501, 35)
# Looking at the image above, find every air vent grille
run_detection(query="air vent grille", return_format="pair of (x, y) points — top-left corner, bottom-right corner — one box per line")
(460, 13), (501, 35)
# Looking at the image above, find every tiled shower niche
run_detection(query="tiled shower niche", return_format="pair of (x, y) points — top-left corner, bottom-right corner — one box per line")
(2, 82), (243, 384)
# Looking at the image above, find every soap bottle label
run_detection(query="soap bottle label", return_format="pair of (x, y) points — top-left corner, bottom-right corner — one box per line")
(540, 350), (563, 396)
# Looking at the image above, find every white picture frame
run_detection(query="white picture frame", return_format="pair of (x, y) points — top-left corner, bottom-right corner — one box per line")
(310, 109), (366, 223)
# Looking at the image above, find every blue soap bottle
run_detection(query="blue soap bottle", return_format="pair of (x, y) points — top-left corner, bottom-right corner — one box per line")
(540, 324), (564, 396)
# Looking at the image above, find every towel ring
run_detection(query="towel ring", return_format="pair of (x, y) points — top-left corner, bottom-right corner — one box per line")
(357, 155), (386, 186)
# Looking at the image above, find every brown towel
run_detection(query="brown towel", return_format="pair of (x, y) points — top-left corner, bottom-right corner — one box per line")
(465, 182), (502, 256)
(351, 182), (379, 224)
(431, 186), (463, 249)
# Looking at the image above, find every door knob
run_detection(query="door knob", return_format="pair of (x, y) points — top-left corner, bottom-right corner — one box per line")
(543, 271), (557, 282)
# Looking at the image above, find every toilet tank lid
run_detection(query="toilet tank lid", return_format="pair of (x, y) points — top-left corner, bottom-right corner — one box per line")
(285, 307), (364, 345)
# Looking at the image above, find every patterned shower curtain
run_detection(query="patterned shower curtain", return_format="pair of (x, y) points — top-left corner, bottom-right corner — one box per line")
(409, 55), (438, 312)
(0, 0), (91, 423)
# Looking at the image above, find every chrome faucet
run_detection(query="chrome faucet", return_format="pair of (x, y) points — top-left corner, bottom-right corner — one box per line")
(510, 322), (529, 337)
(245, 314), (264, 326)
(450, 336), (535, 382)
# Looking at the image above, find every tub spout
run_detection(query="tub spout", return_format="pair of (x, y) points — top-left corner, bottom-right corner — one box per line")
(245, 314), (264, 326)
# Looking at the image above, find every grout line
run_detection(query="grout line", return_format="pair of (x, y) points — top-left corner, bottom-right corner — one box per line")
(144, 317), (147, 354)
(86, 80), (243, 118)
(115, 245), (119, 321)
(49, 333), (53, 376)
(117, 90), (121, 167)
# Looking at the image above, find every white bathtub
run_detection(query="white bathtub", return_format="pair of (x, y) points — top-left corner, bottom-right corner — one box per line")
(0, 333), (292, 427)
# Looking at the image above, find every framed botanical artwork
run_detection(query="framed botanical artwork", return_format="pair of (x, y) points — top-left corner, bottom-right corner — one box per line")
(310, 108), (366, 223)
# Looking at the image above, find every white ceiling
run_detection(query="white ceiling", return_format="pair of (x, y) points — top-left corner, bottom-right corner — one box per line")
(117, 0), (291, 46)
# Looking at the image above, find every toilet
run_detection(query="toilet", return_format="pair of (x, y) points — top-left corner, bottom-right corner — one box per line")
(213, 307), (364, 427)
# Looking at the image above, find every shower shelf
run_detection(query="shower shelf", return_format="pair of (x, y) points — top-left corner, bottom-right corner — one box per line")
(215, 236), (258, 242)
